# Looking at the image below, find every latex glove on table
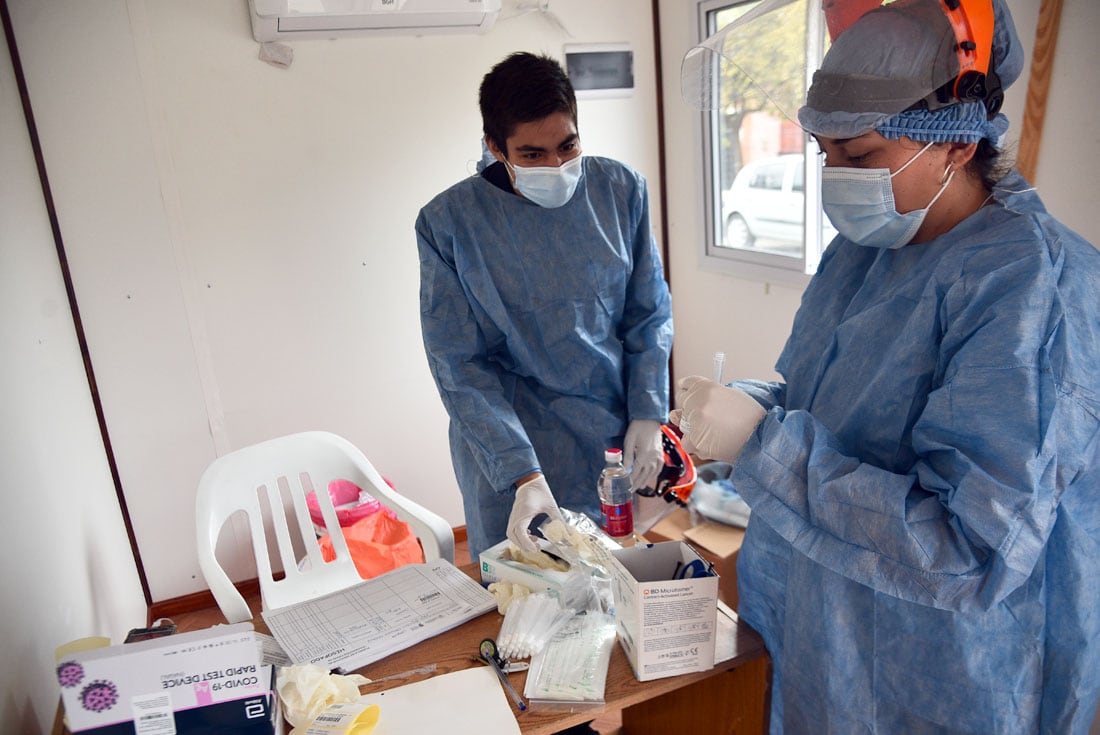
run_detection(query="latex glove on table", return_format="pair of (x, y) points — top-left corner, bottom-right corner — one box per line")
(671, 375), (766, 463)
(506, 474), (565, 553)
(622, 419), (664, 492)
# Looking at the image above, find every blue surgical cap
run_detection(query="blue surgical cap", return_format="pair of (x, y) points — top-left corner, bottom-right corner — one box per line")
(990, 0), (1024, 91)
(876, 102), (1010, 147)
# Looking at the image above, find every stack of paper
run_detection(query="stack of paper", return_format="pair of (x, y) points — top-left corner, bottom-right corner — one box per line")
(262, 559), (496, 673)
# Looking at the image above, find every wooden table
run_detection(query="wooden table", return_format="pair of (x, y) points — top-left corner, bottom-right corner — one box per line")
(56, 563), (770, 734)
(346, 592), (770, 734)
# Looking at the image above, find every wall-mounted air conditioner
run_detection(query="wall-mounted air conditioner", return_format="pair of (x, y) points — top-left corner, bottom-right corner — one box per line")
(248, 0), (502, 42)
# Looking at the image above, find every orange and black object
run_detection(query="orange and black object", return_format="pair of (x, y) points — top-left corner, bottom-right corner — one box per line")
(822, 0), (1002, 116)
(636, 424), (697, 506)
(940, 0), (1002, 114)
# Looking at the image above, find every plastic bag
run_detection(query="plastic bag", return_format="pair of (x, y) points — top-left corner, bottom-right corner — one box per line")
(524, 610), (617, 707)
(690, 461), (751, 527)
(307, 478), (390, 535)
(319, 508), (424, 580)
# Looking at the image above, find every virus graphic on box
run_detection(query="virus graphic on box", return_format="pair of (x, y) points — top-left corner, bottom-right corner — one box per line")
(79, 679), (119, 713)
(56, 660), (84, 688)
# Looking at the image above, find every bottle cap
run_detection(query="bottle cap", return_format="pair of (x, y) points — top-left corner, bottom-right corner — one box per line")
(605, 448), (623, 463)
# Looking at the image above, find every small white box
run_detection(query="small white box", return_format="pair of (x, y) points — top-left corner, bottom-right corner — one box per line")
(607, 541), (719, 681)
(479, 539), (574, 597)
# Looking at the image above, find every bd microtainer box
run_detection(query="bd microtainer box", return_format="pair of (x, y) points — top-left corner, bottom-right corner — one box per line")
(607, 541), (719, 681)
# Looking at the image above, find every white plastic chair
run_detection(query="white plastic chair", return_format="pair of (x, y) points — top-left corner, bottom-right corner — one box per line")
(196, 431), (455, 623)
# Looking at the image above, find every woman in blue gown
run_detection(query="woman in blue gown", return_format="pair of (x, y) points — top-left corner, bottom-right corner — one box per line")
(674, 1), (1100, 731)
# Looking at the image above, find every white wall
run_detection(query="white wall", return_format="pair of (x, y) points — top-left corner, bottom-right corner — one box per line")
(7, 0), (661, 605)
(1030, 0), (1100, 239)
(0, 15), (147, 735)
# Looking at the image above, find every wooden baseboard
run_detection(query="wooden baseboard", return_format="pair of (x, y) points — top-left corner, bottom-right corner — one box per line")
(149, 526), (469, 623)
(147, 578), (261, 625)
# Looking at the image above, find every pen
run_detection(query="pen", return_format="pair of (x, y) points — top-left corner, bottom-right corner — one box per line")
(479, 639), (526, 711)
(490, 658), (527, 711)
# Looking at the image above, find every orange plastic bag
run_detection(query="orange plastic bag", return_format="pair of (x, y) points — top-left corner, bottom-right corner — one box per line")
(319, 509), (424, 580)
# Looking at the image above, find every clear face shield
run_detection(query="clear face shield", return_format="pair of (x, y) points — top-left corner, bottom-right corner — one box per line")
(679, 0), (828, 261)
(680, 0), (818, 122)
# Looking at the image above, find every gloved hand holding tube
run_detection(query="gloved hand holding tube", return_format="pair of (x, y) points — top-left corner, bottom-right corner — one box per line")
(622, 419), (664, 492)
(671, 376), (765, 463)
(506, 474), (565, 553)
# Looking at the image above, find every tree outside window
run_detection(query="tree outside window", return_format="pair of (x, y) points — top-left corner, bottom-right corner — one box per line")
(698, 0), (830, 277)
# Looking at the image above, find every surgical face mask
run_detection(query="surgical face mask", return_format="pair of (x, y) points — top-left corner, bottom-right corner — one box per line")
(505, 155), (583, 208)
(821, 142), (954, 250)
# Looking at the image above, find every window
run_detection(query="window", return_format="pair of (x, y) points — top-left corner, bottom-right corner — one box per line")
(696, 0), (830, 280)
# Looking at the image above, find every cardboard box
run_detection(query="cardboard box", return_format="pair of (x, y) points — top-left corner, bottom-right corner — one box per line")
(606, 541), (719, 681)
(479, 538), (574, 597)
(646, 507), (744, 610)
(57, 623), (280, 734)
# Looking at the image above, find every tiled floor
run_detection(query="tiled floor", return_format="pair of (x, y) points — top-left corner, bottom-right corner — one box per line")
(170, 536), (623, 733)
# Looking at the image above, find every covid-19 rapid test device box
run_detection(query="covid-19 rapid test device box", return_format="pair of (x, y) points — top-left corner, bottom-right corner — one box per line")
(57, 623), (279, 734)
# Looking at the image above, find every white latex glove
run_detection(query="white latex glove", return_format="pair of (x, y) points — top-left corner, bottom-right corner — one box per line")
(673, 375), (766, 462)
(622, 419), (664, 492)
(506, 475), (564, 553)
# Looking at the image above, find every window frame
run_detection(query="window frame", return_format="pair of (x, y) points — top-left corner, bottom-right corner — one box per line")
(694, 0), (828, 285)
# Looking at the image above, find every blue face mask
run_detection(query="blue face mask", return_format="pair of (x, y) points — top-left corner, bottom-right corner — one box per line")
(505, 155), (583, 208)
(821, 142), (954, 250)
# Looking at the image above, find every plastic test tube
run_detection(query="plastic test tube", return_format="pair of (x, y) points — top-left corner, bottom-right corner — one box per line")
(678, 352), (724, 437)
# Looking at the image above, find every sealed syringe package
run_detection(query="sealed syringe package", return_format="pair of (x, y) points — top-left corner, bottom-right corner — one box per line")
(523, 609), (617, 710)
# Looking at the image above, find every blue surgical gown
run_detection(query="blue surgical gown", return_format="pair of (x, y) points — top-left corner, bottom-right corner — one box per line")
(416, 156), (673, 560)
(732, 171), (1100, 734)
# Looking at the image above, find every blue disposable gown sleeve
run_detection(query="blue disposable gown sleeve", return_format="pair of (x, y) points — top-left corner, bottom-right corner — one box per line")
(619, 178), (674, 421)
(731, 378), (786, 412)
(416, 215), (540, 493)
(734, 243), (1098, 613)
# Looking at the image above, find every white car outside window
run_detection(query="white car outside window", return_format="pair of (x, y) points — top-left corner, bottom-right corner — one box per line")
(721, 154), (836, 253)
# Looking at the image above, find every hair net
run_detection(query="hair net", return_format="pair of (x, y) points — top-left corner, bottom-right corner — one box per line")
(877, 101), (1009, 147)
(799, 0), (1025, 141)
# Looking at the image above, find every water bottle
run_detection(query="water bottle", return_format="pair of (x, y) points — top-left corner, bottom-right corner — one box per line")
(598, 448), (634, 542)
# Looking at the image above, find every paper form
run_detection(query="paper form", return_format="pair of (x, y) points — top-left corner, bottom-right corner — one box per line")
(262, 559), (496, 673)
(254, 631), (292, 667)
(714, 600), (739, 664)
(355, 666), (521, 734)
